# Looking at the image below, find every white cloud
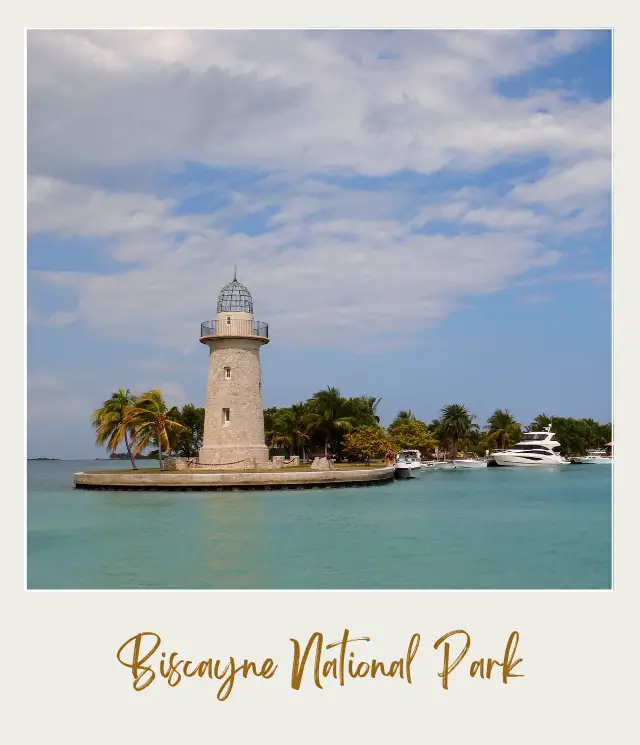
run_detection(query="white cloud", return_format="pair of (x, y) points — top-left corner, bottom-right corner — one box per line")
(510, 158), (611, 206)
(30, 180), (561, 350)
(462, 207), (547, 230)
(26, 30), (610, 352)
(28, 30), (609, 181)
(27, 175), (205, 237)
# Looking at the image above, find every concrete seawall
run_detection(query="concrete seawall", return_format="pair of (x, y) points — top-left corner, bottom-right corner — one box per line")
(74, 467), (395, 491)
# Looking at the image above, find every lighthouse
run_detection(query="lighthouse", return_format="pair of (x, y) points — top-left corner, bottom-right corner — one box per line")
(198, 272), (269, 466)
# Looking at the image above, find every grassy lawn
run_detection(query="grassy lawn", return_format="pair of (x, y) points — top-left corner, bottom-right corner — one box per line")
(87, 462), (390, 474)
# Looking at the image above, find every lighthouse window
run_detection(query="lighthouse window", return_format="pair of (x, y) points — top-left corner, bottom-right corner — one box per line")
(226, 316), (231, 325)
(222, 408), (230, 424)
(224, 367), (231, 379)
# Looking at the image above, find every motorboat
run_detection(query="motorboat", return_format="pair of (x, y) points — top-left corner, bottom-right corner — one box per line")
(394, 450), (423, 479)
(571, 449), (613, 465)
(421, 457), (456, 470)
(452, 454), (488, 469)
(490, 426), (570, 467)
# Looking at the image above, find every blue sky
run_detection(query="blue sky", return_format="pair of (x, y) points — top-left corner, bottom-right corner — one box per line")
(27, 30), (611, 458)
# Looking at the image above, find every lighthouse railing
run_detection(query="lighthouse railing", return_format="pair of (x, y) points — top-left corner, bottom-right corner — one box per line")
(200, 320), (269, 338)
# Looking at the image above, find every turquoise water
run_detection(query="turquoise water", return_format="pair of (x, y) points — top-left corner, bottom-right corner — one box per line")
(27, 460), (612, 590)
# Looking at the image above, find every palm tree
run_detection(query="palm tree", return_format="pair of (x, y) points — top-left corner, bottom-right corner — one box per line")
(92, 388), (138, 469)
(529, 413), (552, 432)
(439, 404), (476, 457)
(273, 404), (311, 458)
(426, 418), (443, 457)
(486, 409), (522, 450)
(582, 418), (602, 449)
(165, 406), (185, 454)
(263, 408), (279, 450)
(304, 387), (356, 456)
(397, 410), (414, 420)
(126, 389), (189, 470)
(361, 396), (382, 424)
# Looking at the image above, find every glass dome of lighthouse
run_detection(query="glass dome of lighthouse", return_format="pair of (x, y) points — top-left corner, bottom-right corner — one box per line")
(216, 271), (253, 314)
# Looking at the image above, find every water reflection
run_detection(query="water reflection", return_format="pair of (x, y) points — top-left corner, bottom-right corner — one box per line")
(102, 492), (179, 510)
(195, 493), (267, 589)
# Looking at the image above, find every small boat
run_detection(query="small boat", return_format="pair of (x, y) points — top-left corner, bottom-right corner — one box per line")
(452, 454), (488, 469)
(421, 457), (456, 470)
(394, 450), (423, 479)
(434, 460), (457, 470)
(490, 425), (570, 467)
(571, 449), (613, 465)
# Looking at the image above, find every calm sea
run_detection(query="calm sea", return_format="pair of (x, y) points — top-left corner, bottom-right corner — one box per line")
(27, 459), (612, 590)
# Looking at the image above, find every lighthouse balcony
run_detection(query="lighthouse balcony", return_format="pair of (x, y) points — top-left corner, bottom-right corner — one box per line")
(200, 319), (269, 339)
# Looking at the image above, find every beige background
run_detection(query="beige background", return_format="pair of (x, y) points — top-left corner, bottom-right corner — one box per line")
(6, 2), (636, 742)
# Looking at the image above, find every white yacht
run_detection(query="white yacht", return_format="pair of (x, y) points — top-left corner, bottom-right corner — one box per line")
(394, 450), (423, 479)
(490, 426), (570, 467)
(571, 449), (613, 465)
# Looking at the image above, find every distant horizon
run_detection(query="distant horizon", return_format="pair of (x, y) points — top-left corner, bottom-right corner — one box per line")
(27, 30), (611, 459)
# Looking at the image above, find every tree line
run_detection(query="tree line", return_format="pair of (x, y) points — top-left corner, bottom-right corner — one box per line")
(92, 386), (612, 468)
(265, 390), (612, 461)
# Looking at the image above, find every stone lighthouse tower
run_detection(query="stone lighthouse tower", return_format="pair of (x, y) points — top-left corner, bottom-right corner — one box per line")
(198, 272), (269, 466)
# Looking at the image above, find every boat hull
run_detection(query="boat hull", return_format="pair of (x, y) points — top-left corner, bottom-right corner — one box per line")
(452, 460), (487, 468)
(571, 457), (613, 465)
(492, 452), (568, 467)
(394, 465), (420, 479)
(422, 461), (456, 470)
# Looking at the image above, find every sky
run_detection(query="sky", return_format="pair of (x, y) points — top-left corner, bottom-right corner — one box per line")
(27, 30), (612, 459)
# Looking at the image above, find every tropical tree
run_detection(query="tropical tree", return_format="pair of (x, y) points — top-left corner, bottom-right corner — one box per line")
(528, 413), (552, 432)
(458, 425), (483, 456)
(304, 387), (357, 456)
(263, 408), (279, 450)
(423, 419), (444, 456)
(580, 418), (605, 450)
(439, 404), (477, 457)
(486, 409), (522, 450)
(343, 395), (382, 427)
(478, 430), (499, 456)
(92, 388), (138, 469)
(273, 404), (311, 458)
(387, 417), (437, 454)
(543, 417), (611, 456)
(166, 404), (205, 457)
(126, 389), (189, 469)
(396, 410), (414, 421)
(342, 426), (392, 464)
(178, 403), (205, 456)
(359, 396), (382, 424)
